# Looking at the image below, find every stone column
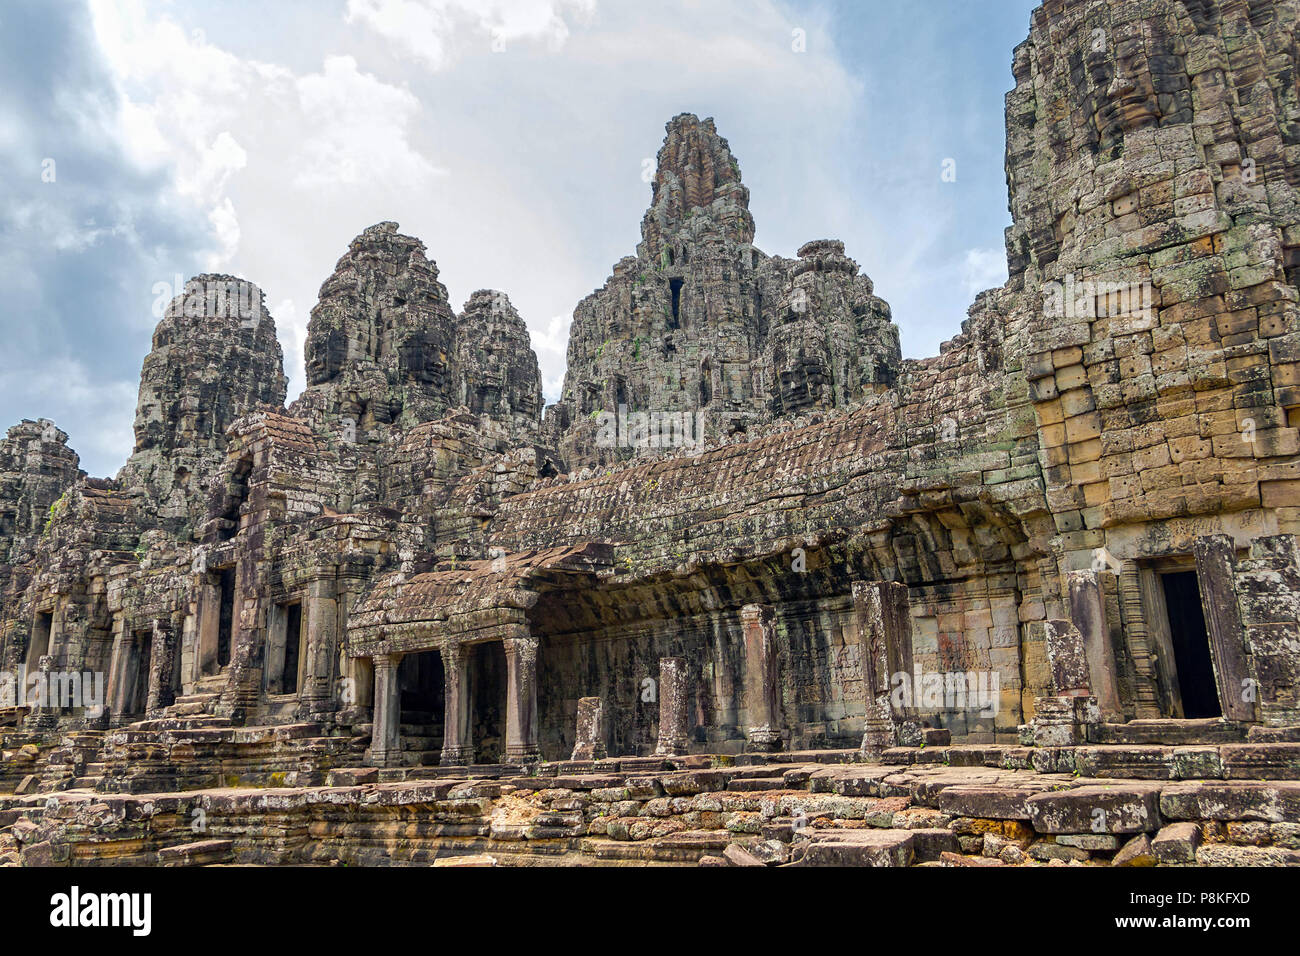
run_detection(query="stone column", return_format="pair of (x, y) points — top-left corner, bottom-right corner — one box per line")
(1032, 620), (1100, 747)
(105, 618), (133, 726)
(300, 576), (338, 716)
(571, 696), (606, 761)
(503, 635), (540, 763)
(741, 604), (781, 752)
(1067, 570), (1123, 720)
(366, 653), (403, 768)
(655, 657), (689, 756)
(854, 580), (911, 753)
(439, 642), (473, 765)
(145, 618), (177, 718)
(1044, 619), (1091, 696)
(216, 563), (263, 722)
(27, 654), (59, 729)
(195, 575), (221, 678)
(1193, 534), (1254, 721)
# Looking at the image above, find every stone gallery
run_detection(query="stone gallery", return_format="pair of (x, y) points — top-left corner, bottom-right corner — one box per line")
(1, 0), (1299, 867)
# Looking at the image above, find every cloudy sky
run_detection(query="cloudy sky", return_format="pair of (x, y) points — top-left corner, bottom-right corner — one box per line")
(0, 0), (1038, 477)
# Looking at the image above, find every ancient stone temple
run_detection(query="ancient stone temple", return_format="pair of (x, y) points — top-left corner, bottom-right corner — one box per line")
(2, 0), (1300, 867)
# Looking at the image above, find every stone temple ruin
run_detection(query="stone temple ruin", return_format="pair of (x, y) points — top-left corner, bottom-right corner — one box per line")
(2, 0), (1300, 867)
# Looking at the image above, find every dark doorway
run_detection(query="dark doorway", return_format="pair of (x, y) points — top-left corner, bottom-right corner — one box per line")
(1161, 571), (1220, 719)
(27, 611), (53, 666)
(282, 602), (302, 695)
(470, 642), (507, 764)
(216, 567), (236, 668)
(669, 278), (683, 329)
(130, 630), (153, 715)
(398, 651), (445, 766)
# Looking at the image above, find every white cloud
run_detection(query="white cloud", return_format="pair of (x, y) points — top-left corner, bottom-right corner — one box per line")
(961, 246), (1008, 300)
(74, 0), (883, 410)
(87, 0), (440, 273)
(292, 55), (443, 189)
(346, 0), (596, 69)
(530, 312), (573, 400)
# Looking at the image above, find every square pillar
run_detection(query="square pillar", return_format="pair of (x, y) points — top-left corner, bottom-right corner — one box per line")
(217, 562), (264, 722)
(145, 618), (177, 718)
(1030, 620), (1100, 746)
(439, 642), (473, 766)
(366, 652), (403, 768)
(655, 657), (690, 756)
(27, 654), (59, 729)
(300, 577), (338, 716)
(741, 604), (781, 752)
(1067, 570), (1123, 721)
(571, 696), (607, 761)
(196, 576), (221, 678)
(503, 636), (540, 763)
(1044, 619), (1092, 696)
(854, 580), (911, 754)
(105, 617), (133, 726)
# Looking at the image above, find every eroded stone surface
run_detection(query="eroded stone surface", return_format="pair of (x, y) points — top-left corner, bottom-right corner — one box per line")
(1, 0), (1300, 867)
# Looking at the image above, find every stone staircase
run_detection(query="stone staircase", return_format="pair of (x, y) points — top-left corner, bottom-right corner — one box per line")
(91, 719), (369, 794)
(36, 731), (105, 792)
(398, 711), (443, 767)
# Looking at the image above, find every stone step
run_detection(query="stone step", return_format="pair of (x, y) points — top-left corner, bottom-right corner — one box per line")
(158, 839), (234, 867)
(398, 751), (442, 767)
(794, 829), (916, 867)
(1089, 719), (1250, 746)
(131, 716), (232, 732)
(586, 830), (737, 863)
(165, 693), (220, 717)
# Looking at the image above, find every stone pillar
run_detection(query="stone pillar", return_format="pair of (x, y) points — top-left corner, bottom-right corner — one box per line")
(571, 696), (607, 761)
(215, 563), (263, 723)
(503, 635), (540, 763)
(28, 655), (59, 729)
(196, 576), (221, 678)
(145, 618), (177, 718)
(1031, 620), (1100, 747)
(366, 653), (403, 768)
(105, 618), (133, 726)
(741, 604), (781, 752)
(1193, 534), (1255, 721)
(655, 657), (690, 756)
(1029, 694), (1099, 747)
(1067, 570), (1123, 720)
(854, 580), (911, 753)
(439, 642), (473, 766)
(300, 576), (338, 716)
(1044, 619), (1091, 696)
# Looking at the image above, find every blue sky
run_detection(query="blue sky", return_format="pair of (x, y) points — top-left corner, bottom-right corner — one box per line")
(0, 0), (1039, 477)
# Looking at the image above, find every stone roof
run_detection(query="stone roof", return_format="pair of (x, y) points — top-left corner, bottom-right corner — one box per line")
(348, 543), (613, 655)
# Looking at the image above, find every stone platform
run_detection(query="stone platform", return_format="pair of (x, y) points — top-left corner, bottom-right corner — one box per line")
(3, 744), (1300, 867)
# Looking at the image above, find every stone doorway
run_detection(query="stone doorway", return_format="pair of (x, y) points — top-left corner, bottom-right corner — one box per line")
(126, 629), (153, 717)
(1160, 571), (1220, 719)
(265, 600), (304, 696)
(470, 642), (507, 763)
(216, 567), (235, 670)
(398, 650), (445, 766)
(26, 611), (52, 666)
